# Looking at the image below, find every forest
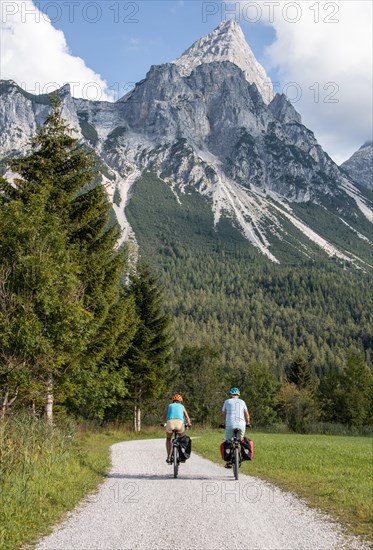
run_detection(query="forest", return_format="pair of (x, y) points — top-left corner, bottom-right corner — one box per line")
(0, 100), (171, 430)
(126, 173), (373, 431)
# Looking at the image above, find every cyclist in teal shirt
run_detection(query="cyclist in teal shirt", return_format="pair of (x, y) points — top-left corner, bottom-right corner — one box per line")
(162, 394), (191, 463)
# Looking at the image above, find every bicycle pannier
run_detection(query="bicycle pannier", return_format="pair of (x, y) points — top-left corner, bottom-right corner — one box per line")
(178, 435), (192, 461)
(220, 440), (232, 461)
(240, 437), (254, 460)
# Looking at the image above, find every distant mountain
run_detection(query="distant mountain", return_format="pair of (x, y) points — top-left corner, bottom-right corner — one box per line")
(341, 141), (373, 190)
(1, 21), (372, 268)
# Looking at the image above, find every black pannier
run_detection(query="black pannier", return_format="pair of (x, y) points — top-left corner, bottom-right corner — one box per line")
(178, 435), (192, 461)
(240, 437), (254, 460)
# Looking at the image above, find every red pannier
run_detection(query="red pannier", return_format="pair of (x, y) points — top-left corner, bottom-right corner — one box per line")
(240, 437), (254, 460)
(220, 440), (233, 461)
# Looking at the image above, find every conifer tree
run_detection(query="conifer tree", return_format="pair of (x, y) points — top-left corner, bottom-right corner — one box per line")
(286, 353), (315, 391)
(124, 264), (173, 431)
(232, 363), (278, 426)
(176, 345), (225, 425)
(340, 353), (373, 427)
(0, 96), (137, 420)
(0, 150), (90, 422)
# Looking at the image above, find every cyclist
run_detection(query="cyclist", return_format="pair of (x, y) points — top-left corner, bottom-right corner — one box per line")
(220, 387), (250, 468)
(162, 393), (191, 463)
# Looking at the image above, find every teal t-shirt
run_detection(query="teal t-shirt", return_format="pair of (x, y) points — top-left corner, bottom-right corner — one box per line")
(166, 402), (185, 421)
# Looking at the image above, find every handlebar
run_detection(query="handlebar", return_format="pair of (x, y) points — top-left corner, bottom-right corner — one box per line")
(159, 423), (192, 428)
(218, 423), (252, 429)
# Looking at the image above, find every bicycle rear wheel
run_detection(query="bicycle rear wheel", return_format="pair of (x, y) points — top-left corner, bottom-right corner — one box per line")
(173, 444), (179, 478)
(233, 446), (239, 480)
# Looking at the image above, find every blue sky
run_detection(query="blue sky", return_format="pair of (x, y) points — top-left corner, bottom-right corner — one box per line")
(1, 1), (372, 163)
(35, 1), (278, 100)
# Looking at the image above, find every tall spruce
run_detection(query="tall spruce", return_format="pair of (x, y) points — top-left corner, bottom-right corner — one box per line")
(286, 353), (315, 391)
(124, 264), (173, 431)
(340, 353), (373, 427)
(0, 96), (137, 420)
(0, 146), (90, 423)
(176, 345), (225, 425)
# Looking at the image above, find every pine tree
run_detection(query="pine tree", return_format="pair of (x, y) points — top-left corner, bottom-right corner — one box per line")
(286, 353), (315, 391)
(1, 96), (137, 420)
(232, 363), (278, 426)
(176, 345), (225, 425)
(340, 353), (373, 427)
(0, 154), (90, 422)
(123, 264), (173, 431)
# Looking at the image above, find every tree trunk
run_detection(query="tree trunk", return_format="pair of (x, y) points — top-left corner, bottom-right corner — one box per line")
(1, 390), (9, 422)
(45, 373), (53, 425)
(1, 387), (19, 421)
(133, 403), (141, 432)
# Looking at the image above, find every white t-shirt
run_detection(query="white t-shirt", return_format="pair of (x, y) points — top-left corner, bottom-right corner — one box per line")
(222, 398), (248, 427)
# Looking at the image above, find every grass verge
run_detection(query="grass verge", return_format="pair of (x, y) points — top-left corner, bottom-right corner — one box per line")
(0, 418), (127, 550)
(192, 430), (373, 542)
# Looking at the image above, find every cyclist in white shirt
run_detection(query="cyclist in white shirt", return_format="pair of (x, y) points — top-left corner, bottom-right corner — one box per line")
(221, 387), (250, 441)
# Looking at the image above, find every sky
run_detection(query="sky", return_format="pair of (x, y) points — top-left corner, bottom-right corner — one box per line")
(1, 0), (372, 164)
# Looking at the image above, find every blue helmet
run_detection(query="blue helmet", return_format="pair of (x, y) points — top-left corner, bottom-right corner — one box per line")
(227, 387), (240, 396)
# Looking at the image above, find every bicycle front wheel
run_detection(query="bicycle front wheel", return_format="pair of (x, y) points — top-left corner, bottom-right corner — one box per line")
(233, 446), (239, 480)
(173, 445), (179, 478)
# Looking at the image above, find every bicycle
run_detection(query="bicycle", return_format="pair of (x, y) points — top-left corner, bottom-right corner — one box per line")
(220, 424), (251, 480)
(161, 424), (191, 478)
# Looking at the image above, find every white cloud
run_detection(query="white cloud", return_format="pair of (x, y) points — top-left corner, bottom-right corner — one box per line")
(241, 1), (373, 163)
(0, 0), (113, 101)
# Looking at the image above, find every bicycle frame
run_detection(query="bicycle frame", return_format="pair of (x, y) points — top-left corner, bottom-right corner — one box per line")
(229, 428), (241, 480)
(170, 429), (183, 478)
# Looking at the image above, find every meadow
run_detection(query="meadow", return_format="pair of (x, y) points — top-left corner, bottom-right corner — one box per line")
(192, 430), (373, 541)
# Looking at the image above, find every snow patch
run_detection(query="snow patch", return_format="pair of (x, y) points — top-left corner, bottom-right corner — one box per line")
(339, 218), (372, 244)
(102, 165), (140, 248)
(340, 178), (373, 223)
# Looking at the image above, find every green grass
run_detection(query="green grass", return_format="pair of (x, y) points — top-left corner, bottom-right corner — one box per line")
(192, 430), (373, 541)
(0, 417), (125, 550)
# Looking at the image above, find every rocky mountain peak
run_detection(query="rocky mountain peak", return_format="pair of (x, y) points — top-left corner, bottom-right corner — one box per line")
(360, 140), (373, 150)
(341, 141), (373, 190)
(172, 20), (274, 104)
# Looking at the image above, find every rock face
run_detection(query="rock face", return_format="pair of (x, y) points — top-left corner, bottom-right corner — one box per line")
(1, 22), (372, 265)
(171, 19), (274, 104)
(341, 142), (373, 190)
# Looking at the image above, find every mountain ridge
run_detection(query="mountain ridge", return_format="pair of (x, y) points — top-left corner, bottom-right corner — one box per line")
(341, 141), (373, 191)
(0, 22), (372, 268)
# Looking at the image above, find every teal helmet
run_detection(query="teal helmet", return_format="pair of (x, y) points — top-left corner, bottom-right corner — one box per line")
(227, 387), (240, 396)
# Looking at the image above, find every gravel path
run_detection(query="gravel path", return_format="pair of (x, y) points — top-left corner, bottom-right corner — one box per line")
(36, 438), (366, 550)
